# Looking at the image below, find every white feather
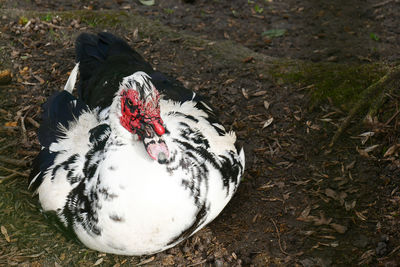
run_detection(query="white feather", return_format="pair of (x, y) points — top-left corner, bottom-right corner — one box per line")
(64, 63), (80, 93)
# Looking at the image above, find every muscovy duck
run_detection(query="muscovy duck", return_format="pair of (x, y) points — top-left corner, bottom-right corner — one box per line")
(29, 32), (245, 255)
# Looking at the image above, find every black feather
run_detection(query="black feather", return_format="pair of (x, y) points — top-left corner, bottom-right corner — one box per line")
(75, 32), (216, 114)
(38, 90), (88, 147)
(29, 148), (57, 191)
(75, 32), (153, 109)
(29, 91), (88, 191)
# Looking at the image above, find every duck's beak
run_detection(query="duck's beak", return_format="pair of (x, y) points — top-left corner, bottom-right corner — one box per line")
(142, 124), (169, 164)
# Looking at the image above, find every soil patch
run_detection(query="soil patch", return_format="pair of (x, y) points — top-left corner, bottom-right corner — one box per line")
(1, 1), (400, 266)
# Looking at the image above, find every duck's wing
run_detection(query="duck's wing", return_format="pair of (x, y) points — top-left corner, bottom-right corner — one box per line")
(29, 91), (88, 192)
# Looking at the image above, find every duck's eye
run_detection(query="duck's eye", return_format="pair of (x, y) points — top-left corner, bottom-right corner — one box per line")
(126, 99), (133, 106)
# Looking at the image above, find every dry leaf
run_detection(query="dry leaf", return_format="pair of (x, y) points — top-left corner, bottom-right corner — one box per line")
(318, 235), (336, 240)
(242, 56), (254, 63)
(345, 200), (356, 211)
(330, 223), (347, 234)
(359, 131), (374, 145)
(325, 188), (338, 200)
(224, 31), (230, 39)
(283, 192), (291, 200)
(263, 100), (270, 110)
(121, 4), (131, 9)
(364, 144), (379, 153)
(297, 206), (311, 221)
(330, 241), (339, 247)
(1, 225), (10, 242)
(258, 181), (274, 190)
(224, 78), (235, 85)
(262, 118), (274, 129)
(346, 161), (356, 170)
(241, 88), (249, 99)
(34, 75), (45, 85)
(136, 256), (155, 266)
(59, 253), (66, 261)
(291, 180), (310, 186)
(356, 146), (370, 157)
(19, 66), (29, 75)
(4, 121), (17, 127)
(93, 258), (103, 266)
(310, 124), (321, 130)
(338, 191), (347, 205)
(384, 144), (400, 157)
(302, 230), (315, 236)
(139, 0), (155, 6)
(252, 90), (267, 97)
(162, 255), (175, 266)
(190, 46), (205, 51)
(359, 249), (375, 265)
(133, 28), (139, 39)
(313, 212), (332, 226)
(355, 210), (367, 221)
(0, 69), (12, 85)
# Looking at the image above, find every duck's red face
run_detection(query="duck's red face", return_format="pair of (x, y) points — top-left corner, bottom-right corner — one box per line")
(119, 88), (169, 163)
(120, 89), (165, 138)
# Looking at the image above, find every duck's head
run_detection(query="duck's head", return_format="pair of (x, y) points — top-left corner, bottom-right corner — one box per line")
(113, 71), (169, 163)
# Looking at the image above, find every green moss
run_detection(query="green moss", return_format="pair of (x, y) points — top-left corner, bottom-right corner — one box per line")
(18, 16), (29, 25)
(59, 10), (128, 28)
(277, 62), (387, 111)
(163, 8), (175, 14)
(41, 13), (53, 22)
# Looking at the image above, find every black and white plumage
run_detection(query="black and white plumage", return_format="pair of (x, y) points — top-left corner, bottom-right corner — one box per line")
(29, 32), (245, 255)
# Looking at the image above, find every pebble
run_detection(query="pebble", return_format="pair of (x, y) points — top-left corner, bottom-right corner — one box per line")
(376, 241), (388, 256)
(376, 234), (389, 257)
(353, 234), (369, 248)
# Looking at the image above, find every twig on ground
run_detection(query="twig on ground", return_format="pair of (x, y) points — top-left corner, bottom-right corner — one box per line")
(0, 155), (27, 167)
(0, 165), (28, 177)
(41, 21), (68, 29)
(26, 117), (40, 128)
(0, 141), (18, 152)
(20, 116), (28, 145)
(136, 256), (155, 266)
(270, 218), (289, 255)
(17, 150), (38, 156)
(0, 172), (18, 183)
(188, 259), (207, 266)
(384, 109), (400, 126)
(373, 0), (393, 8)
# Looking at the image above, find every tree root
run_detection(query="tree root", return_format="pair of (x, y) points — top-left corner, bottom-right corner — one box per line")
(330, 65), (400, 147)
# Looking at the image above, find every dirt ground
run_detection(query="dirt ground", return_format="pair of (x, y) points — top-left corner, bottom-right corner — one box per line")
(1, 0), (400, 266)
